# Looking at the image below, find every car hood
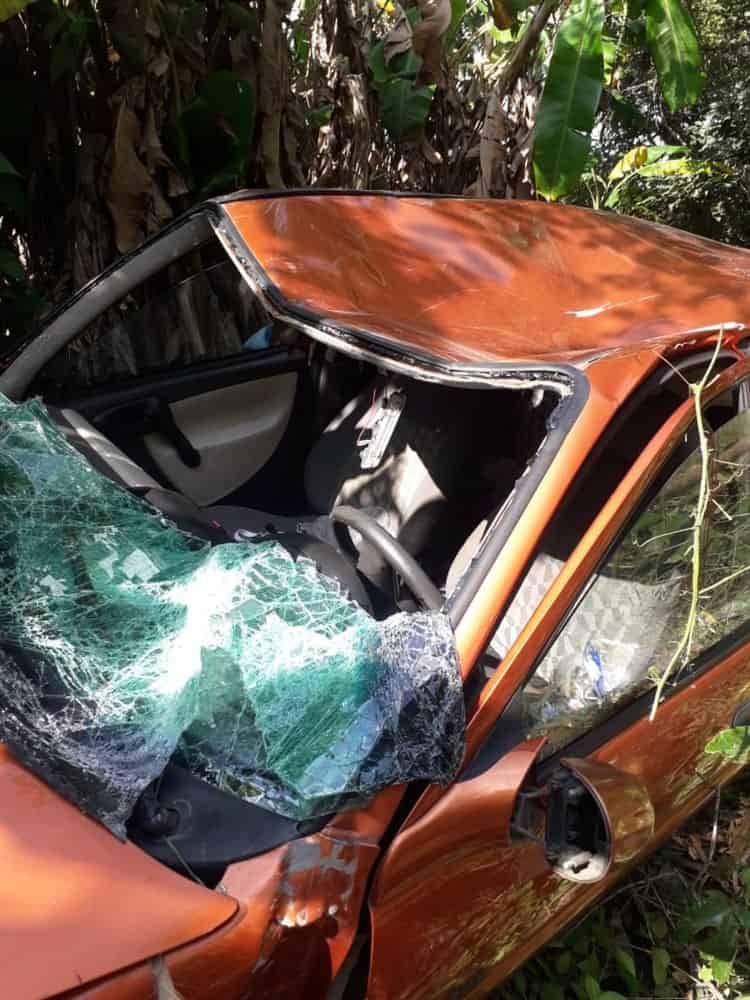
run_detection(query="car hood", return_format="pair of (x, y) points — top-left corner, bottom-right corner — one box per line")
(0, 746), (236, 999)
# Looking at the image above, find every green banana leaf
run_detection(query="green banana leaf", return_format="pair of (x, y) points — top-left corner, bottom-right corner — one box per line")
(380, 78), (434, 140)
(608, 143), (687, 181)
(0, 0), (34, 22)
(170, 71), (256, 194)
(533, 0), (605, 200)
(368, 33), (433, 141)
(645, 0), (704, 111)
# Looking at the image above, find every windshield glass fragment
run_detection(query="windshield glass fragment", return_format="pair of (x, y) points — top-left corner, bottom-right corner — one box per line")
(0, 397), (464, 837)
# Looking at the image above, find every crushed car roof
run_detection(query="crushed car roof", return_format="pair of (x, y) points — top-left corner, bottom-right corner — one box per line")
(219, 194), (750, 368)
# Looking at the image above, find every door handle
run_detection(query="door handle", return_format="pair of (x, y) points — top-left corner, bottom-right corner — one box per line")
(144, 397), (201, 469)
(93, 397), (201, 469)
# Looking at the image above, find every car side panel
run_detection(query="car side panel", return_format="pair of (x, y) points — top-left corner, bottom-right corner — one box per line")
(368, 356), (750, 999)
(368, 635), (750, 1000)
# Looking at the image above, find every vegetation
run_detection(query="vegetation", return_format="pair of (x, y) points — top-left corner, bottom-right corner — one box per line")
(496, 773), (750, 1000)
(0, 0), (745, 349)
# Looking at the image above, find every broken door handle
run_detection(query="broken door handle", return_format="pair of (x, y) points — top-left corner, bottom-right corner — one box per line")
(145, 397), (201, 469)
(93, 396), (201, 469)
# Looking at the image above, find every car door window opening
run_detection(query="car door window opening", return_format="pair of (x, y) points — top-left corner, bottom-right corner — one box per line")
(510, 375), (750, 759)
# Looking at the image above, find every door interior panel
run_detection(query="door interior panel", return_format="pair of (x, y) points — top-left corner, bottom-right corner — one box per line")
(50, 347), (307, 507)
(143, 371), (297, 506)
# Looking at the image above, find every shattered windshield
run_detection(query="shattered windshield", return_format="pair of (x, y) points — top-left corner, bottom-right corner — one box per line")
(0, 396), (464, 837)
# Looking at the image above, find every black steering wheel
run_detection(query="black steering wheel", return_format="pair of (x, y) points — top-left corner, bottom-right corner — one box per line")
(330, 506), (443, 611)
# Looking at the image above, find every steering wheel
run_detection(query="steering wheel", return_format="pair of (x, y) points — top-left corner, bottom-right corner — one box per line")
(330, 506), (443, 611)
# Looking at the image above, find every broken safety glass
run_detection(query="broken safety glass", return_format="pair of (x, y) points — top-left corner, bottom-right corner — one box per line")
(0, 396), (464, 837)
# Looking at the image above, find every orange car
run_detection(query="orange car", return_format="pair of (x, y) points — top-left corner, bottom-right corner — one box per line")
(2, 192), (750, 1000)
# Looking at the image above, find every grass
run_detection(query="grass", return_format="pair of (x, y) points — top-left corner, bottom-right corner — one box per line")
(495, 771), (750, 1000)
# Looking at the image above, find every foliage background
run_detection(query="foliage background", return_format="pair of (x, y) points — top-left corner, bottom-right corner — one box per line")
(0, 0), (747, 348)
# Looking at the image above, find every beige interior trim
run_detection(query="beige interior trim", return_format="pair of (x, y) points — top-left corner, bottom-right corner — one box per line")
(60, 408), (161, 491)
(144, 372), (297, 506)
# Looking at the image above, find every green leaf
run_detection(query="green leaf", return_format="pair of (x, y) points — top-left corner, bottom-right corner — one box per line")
(0, 248), (24, 280)
(678, 891), (734, 940)
(602, 35), (617, 84)
(609, 144), (649, 181)
(368, 39), (393, 86)
(379, 78), (433, 140)
(0, 0), (35, 22)
(614, 947), (637, 995)
(710, 956), (733, 984)
(173, 70), (256, 193)
(541, 984), (565, 1000)
(0, 153), (20, 177)
(308, 104), (333, 129)
(533, 0), (605, 200)
(702, 921), (738, 962)
(697, 962), (714, 982)
(446, 0), (467, 46)
(225, 0), (259, 35)
(645, 0), (704, 111)
(0, 174), (23, 216)
(369, 36), (421, 84)
(584, 973), (600, 1000)
(599, 994), (627, 1000)
(705, 727), (750, 762)
(579, 953), (601, 979)
(626, 0), (645, 18)
(50, 23), (88, 83)
(609, 143), (689, 179)
(637, 156), (704, 176)
(555, 950), (573, 975)
(652, 947), (670, 986)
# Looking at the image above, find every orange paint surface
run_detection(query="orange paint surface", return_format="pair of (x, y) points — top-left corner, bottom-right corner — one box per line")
(0, 746), (235, 999)
(225, 195), (750, 366)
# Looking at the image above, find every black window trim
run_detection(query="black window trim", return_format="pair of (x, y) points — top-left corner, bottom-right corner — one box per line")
(0, 210), (215, 400)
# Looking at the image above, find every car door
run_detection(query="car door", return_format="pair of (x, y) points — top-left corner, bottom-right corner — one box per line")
(367, 357), (750, 1000)
(12, 212), (305, 509)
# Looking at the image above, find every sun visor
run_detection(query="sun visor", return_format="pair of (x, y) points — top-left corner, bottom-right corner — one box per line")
(0, 396), (464, 837)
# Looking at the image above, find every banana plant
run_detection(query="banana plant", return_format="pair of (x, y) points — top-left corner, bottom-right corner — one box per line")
(533, 0), (604, 200)
(533, 0), (704, 199)
(0, 0), (34, 21)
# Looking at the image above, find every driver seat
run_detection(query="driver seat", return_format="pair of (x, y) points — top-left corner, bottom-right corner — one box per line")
(206, 374), (479, 587)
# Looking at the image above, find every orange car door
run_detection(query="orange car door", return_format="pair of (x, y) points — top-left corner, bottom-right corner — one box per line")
(368, 361), (750, 999)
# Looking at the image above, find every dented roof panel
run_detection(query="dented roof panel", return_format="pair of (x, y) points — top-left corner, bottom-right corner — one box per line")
(221, 194), (750, 367)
